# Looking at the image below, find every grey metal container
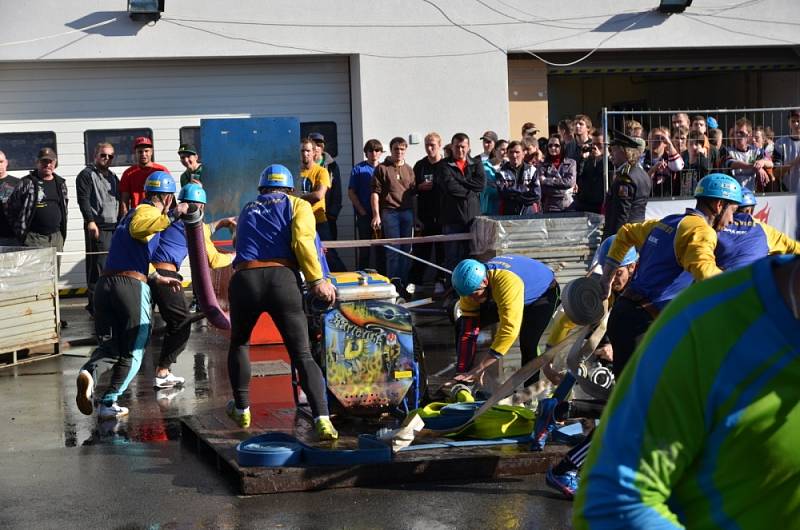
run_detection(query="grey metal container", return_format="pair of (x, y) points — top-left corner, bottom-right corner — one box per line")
(472, 212), (603, 285)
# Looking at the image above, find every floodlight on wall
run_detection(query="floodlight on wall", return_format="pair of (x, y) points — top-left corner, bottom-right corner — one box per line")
(658, 0), (692, 14)
(128, 0), (164, 22)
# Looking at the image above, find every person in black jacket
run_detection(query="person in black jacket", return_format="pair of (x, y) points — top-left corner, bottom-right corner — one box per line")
(7, 147), (68, 257)
(602, 133), (650, 240)
(573, 130), (611, 214)
(76, 143), (119, 316)
(434, 132), (485, 275)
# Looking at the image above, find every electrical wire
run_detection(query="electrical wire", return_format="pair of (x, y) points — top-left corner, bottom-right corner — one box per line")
(473, 0), (597, 30)
(0, 17), (117, 47)
(420, 0), (506, 54)
(523, 10), (650, 67)
(161, 18), (500, 59)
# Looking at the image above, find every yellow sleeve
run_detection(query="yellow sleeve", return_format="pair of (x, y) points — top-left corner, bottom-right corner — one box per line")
(757, 220), (800, 255)
(674, 214), (721, 281)
(129, 204), (171, 243)
(289, 196), (324, 282)
(459, 295), (480, 317)
(203, 223), (233, 269)
(607, 220), (659, 264)
(546, 310), (577, 347)
(488, 269), (526, 355)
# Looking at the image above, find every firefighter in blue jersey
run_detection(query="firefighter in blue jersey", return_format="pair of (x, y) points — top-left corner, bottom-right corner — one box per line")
(599, 173), (743, 378)
(715, 187), (800, 271)
(149, 183), (236, 390)
(226, 164), (338, 440)
(451, 255), (559, 388)
(75, 172), (187, 420)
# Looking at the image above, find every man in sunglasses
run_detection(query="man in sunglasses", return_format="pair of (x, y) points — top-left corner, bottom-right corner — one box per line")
(76, 143), (120, 316)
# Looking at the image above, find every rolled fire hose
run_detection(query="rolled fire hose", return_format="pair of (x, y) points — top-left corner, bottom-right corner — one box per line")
(566, 313), (612, 401)
(561, 276), (607, 326)
(182, 205), (231, 330)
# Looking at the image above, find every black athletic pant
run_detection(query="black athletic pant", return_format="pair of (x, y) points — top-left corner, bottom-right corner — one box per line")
(149, 269), (190, 370)
(606, 296), (655, 378)
(480, 282), (560, 387)
(84, 228), (113, 315)
(227, 267), (328, 417)
(81, 275), (152, 406)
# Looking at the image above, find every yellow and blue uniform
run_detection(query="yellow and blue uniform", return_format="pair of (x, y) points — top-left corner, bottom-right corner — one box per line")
(149, 220), (233, 372)
(716, 212), (800, 271)
(80, 200), (175, 406)
(608, 209), (720, 310)
(234, 192), (326, 282)
(105, 201), (171, 274)
(456, 255), (558, 385)
(228, 190), (331, 417)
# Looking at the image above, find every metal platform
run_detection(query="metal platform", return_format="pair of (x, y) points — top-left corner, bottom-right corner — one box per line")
(180, 405), (569, 495)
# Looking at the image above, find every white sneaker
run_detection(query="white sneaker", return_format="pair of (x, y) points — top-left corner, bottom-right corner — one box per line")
(406, 283), (417, 295)
(154, 372), (185, 389)
(97, 402), (129, 420)
(76, 370), (94, 415)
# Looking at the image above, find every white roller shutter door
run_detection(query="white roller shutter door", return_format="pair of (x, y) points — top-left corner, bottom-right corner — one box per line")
(0, 56), (353, 288)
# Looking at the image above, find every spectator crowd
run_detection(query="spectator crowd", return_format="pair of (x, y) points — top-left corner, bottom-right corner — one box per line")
(1, 109), (800, 298)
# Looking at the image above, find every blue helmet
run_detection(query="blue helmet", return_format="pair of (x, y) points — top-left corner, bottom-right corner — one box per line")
(178, 183), (207, 204)
(143, 171), (177, 193)
(706, 116), (718, 130)
(259, 164), (294, 189)
(592, 235), (638, 270)
(694, 173), (743, 204)
(740, 187), (757, 208)
(452, 259), (487, 296)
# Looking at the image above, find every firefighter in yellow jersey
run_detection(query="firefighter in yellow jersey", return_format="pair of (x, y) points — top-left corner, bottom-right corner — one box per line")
(75, 172), (187, 420)
(599, 173), (743, 378)
(226, 164), (338, 441)
(452, 255), (560, 388)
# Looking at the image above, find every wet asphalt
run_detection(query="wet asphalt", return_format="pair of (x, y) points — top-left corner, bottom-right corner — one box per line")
(0, 298), (573, 530)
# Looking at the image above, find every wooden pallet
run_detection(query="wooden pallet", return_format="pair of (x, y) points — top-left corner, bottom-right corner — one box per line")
(181, 405), (568, 495)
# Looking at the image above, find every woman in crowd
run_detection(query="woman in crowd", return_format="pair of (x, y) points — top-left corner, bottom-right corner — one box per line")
(539, 134), (577, 212)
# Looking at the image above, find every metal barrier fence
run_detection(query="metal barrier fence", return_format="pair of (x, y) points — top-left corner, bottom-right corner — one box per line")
(601, 105), (800, 197)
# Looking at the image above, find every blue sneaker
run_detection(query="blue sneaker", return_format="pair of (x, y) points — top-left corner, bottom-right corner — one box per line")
(546, 466), (579, 500)
(531, 397), (558, 450)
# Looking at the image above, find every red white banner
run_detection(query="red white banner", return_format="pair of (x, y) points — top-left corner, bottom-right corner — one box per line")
(646, 193), (798, 237)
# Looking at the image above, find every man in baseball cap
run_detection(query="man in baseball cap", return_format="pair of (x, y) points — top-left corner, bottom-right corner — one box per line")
(119, 136), (168, 215)
(177, 143), (203, 187)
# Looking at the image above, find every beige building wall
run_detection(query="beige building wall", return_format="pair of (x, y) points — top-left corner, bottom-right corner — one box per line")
(508, 59), (549, 141)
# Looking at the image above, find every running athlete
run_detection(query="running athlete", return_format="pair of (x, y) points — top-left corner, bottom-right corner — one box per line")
(715, 187), (800, 271)
(149, 183), (236, 389)
(575, 254), (800, 529)
(451, 255), (559, 388)
(76, 172), (187, 420)
(599, 173), (743, 375)
(226, 164), (338, 440)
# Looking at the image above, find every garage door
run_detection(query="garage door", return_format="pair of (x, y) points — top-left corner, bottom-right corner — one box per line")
(0, 56), (353, 289)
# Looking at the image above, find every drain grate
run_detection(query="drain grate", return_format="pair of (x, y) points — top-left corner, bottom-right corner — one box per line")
(251, 360), (291, 377)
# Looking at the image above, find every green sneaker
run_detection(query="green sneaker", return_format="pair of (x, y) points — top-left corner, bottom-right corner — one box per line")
(225, 400), (251, 428)
(315, 417), (339, 441)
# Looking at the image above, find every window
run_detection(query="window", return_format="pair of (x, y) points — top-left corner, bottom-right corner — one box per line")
(83, 128), (153, 167)
(0, 131), (57, 171)
(179, 126), (201, 157)
(300, 121), (338, 158)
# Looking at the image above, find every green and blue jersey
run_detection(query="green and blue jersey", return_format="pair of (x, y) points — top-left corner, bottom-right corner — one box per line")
(575, 255), (800, 529)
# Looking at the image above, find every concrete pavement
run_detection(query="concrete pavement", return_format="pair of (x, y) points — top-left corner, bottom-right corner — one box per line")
(0, 298), (574, 529)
